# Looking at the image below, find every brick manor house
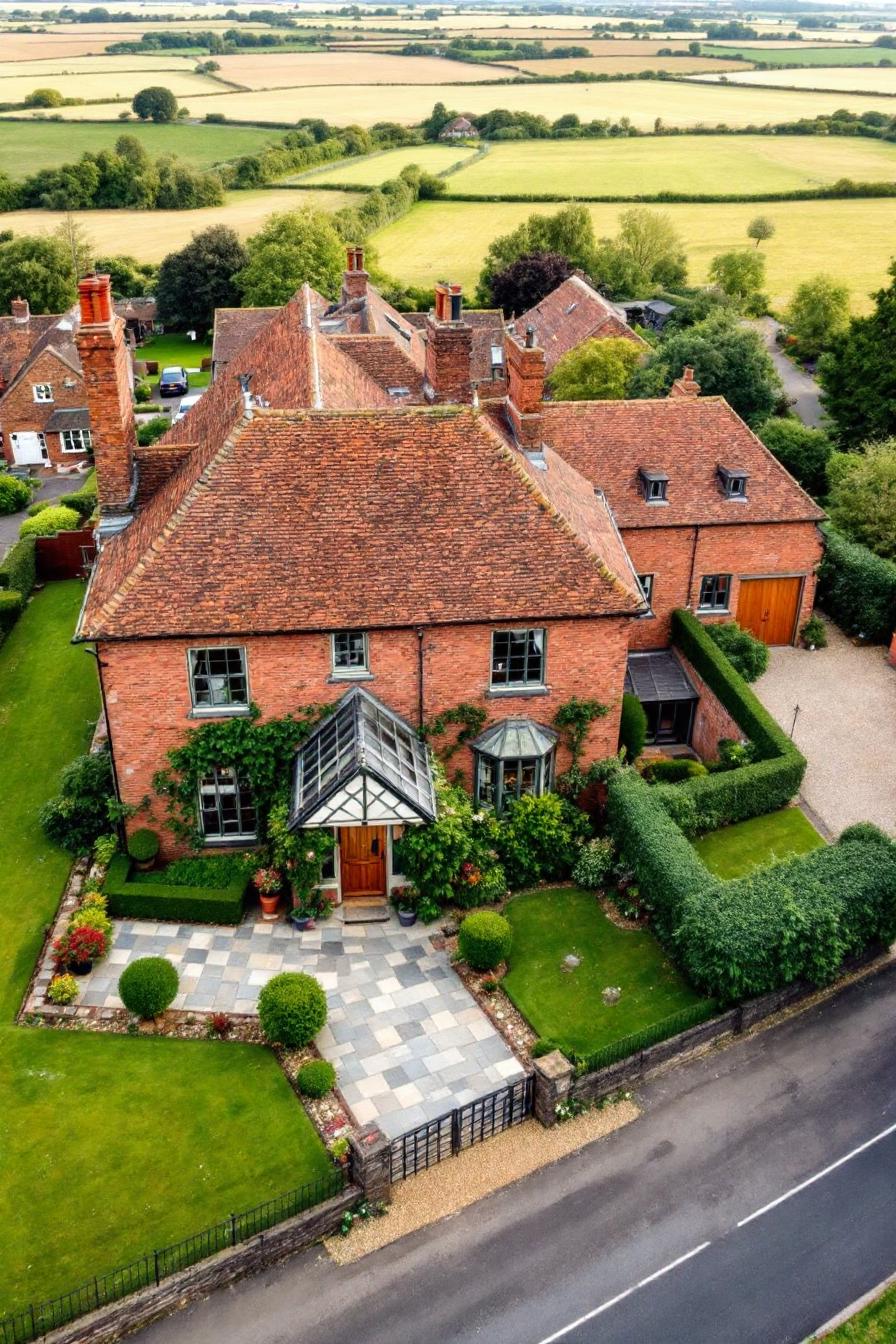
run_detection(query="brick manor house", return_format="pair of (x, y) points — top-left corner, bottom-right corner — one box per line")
(73, 258), (823, 902)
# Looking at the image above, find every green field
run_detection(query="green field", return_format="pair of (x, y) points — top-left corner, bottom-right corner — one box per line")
(706, 41), (896, 65)
(372, 196), (896, 311)
(444, 135), (896, 199)
(301, 143), (478, 186)
(0, 119), (287, 178)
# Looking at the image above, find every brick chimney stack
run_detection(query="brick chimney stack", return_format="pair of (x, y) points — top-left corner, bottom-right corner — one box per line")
(75, 274), (137, 523)
(10, 297), (29, 324)
(670, 365), (701, 399)
(341, 245), (369, 305)
(424, 282), (472, 404)
(505, 325), (545, 450)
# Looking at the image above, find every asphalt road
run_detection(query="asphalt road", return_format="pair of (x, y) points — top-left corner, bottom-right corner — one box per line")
(136, 966), (896, 1344)
(748, 316), (824, 428)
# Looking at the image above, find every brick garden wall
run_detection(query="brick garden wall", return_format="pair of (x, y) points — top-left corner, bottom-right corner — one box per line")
(677, 650), (743, 762)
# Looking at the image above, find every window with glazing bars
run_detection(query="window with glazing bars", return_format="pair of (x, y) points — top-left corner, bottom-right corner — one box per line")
(331, 630), (368, 676)
(491, 629), (545, 688)
(198, 766), (256, 839)
(189, 646), (248, 709)
(698, 575), (731, 611)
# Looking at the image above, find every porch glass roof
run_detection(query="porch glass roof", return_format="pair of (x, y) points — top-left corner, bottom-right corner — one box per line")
(625, 651), (698, 704)
(289, 686), (437, 829)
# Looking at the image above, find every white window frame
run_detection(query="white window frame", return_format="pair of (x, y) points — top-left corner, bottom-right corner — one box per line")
(32, 383), (53, 403)
(187, 645), (249, 714)
(331, 630), (370, 679)
(198, 766), (257, 843)
(60, 428), (92, 454)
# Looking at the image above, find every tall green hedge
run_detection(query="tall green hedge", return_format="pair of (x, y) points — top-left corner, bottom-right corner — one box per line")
(59, 476), (98, 522)
(659, 609), (806, 834)
(817, 525), (896, 643)
(0, 535), (36, 598)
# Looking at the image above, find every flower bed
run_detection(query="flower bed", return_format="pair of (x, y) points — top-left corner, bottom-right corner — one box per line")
(103, 854), (249, 924)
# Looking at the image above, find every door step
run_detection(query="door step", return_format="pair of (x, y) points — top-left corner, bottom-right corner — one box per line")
(342, 901), (390, 924)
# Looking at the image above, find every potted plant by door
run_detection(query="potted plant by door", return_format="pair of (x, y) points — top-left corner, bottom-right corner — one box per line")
(254, 867), (283, 919)
(392, 886), (418, 928)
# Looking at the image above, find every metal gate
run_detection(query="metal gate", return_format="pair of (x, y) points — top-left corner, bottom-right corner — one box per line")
(390, 1075), (533, 1182)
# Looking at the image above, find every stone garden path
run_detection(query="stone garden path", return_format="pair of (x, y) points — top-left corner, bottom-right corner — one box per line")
(74, 912), (524, 1139)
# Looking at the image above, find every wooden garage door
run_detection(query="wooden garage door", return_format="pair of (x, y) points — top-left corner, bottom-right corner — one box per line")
(736, 577), (802, 646)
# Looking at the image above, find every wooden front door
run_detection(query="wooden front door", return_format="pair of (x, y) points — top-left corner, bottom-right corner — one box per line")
(339, 826), (387, 899)
(736, 577), (802, 646)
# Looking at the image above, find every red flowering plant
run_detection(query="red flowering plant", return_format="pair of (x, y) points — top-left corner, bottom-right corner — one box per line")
(459, 861), (482, 887)
(53, 924), (107, 969)
(253, 867), (282, 896)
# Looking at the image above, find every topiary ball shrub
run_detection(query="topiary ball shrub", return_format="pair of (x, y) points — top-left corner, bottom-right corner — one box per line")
(296, 1059), (336, 1098)
(572, 837), (615, 890)
(128, 828), (160, 864)
(0, 474), (31, 516)
(705, 621), (769, 682)
(118, 957), (179, 1019)
(258, 972), (327, 1047)
(641, 757), (708, 785)
(19, 505), (81, 538)
(619, 692), (647, 762)
(458, 911), (512, 972)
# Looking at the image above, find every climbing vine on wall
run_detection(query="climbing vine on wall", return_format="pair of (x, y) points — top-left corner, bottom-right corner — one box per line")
(423, 702), (488, 765)
(553, 696), (613, 797)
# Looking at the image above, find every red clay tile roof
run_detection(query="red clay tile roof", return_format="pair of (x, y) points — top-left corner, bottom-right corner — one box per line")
(211, 306), (278, 372)
(518, 275), (647, 374)
(541, 398), (825, 529)
(328, 335), (426, 402)
(79, 405), (644, 640)
(0, 309), (81, 394)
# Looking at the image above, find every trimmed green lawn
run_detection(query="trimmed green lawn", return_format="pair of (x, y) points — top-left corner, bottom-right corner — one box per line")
(693, 807), (825, 880)
(0, 584), (330, 1315)
(502, 888), (712, 1059)
(817, 1281), (896, 1341)
(139, 333), (212, 388)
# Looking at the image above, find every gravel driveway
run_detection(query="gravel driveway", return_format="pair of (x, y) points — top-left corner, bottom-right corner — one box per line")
(753, 619), (896, 838)
(746, 317), (824, 428)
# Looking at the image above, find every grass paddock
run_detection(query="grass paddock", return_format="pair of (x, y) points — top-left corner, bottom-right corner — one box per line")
(693, 808), (825, 880)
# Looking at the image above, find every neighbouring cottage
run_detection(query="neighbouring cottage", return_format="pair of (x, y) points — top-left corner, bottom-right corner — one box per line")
(516, 272), (648, 373)
(439, 115), (479, 140)
(0, 298), (94, 470)
(73, 254), (823, 898)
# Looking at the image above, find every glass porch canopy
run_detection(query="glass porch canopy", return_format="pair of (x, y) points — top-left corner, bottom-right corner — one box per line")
(289, 686), (437, 829)
(624, 651), (698, 703)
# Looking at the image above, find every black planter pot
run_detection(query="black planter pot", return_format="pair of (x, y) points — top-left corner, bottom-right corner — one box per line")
(71, 960), (93, 976)
(397, 908), (418, 928)
(290, 913), (312, 931)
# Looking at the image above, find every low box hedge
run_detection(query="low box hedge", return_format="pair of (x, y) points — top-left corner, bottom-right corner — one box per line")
(103, 854), (248, 924)
(816, 525), (896, 644)
(659, 609), (806, 835)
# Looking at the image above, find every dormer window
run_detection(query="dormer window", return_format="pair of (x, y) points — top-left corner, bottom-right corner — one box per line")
(490, 343), (504, 379)
(718, 466), (749, 500)
(639, 470), (668, 504)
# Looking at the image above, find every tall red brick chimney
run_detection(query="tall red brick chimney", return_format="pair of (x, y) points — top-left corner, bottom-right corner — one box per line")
(505, 325), (545, 449)
(10, 297), (29, 323)
(341, 245), (368, 305)
(424, 282), (472, 404)
(75, 274), (137, 523)
(670, 365), (700, 399)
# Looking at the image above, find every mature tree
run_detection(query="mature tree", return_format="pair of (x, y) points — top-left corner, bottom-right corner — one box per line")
(156, 225), (247, 333)
(550, 336), (643, 401)
(94, 253), (158, 298)
(131, 86), (178, 123)
(828, 440), (896, 559)
(489, 250), (572, 316)
(0, 229), (82, 313)
(591, 207), (687, 296)
(784, 273), (850, 360)
(422, 100), (456, 140)
(818, 261), (896, 448)
(747, 215), (776, 247)
(24, 87), (64, 107)
(757, 418), (832, 498)
(236, 208), (344, 306)
(476, 204), (597, 304)
(629, 312), (782, 427)
(707, 249), (767, 313)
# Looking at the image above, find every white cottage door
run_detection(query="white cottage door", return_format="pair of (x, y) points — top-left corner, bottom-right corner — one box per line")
(10, 431), (47, 465)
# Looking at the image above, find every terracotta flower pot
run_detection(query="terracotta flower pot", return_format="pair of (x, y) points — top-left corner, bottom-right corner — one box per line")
(259, 892), (281, 919)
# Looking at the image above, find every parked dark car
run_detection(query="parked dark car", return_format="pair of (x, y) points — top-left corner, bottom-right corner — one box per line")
(159, 366), (189, 397)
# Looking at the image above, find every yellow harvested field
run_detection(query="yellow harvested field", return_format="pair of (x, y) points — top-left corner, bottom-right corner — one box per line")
(0, 188), (362, 262)
(510, 55), (748, 76)
(211, 51), (514, 87)
(0, 55), (198, 78)
(372, 197), (896, 312)
(305, 143), (477, 185)
(0, 33), (135, 58)
(0, 68), (218, 102)
(28, 78), (896, 129)
(695, 66), (896, 94)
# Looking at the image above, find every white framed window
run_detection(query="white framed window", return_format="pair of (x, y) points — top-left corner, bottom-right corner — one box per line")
(199, 766), (256, 841)
(32, 384), (53, 403)
(331, 630), (369, 677)
(491, 629), (546, 689)
(188, 646), (249, 712)
(490, 343), (505, 379)
(60, 428), (92, 454)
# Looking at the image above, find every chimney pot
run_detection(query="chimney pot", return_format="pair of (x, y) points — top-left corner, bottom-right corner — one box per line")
(341, 245), (368, 304)
(10, 297), (29, 323)
(78, 273), (114, 327)
(525, 324), (536, 349)
(670, 364), (701, 399)
(425, 281), (472, 403)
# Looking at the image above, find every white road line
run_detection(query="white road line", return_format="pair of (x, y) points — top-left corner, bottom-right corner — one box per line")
(737, 1120), (896, 1229)
(533, 1242), (712, 1344)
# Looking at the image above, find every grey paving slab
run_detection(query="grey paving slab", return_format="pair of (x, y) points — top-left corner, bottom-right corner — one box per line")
(71, 908), (524, 1138)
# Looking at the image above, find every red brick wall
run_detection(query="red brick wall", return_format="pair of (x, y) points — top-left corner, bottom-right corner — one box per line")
(623, 520), (822, 650)
(677, 650), (743, 761)
(100, 615), (631, 857)
(0, 348), (90, 468)
(76, 315), (136, 511)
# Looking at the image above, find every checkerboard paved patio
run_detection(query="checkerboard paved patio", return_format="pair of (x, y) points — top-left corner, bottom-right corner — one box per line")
(75, 913), (524, 1138)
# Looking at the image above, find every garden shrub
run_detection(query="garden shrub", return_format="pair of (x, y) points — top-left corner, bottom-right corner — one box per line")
(0, 588), (23, 637)
(641, 758), (708, 784)
(0, 474), (30, 515)
(26, 500), (53, 517)
(296, 1059), (336, 1098)
(838, 821), (893, 847)
(0, 535), (36, 598)
(68, 904), (114, 946)
(118, 957), (179, 1018)
(800, 614), (827, 648)
(458, 910), (513, 971)
(59, 480), (98, 521)
(257, 972), (327, 1047)
(103, 854), (248, 924)
(40, 750), (114, 855)
(619, 692), (647, 761)
(496, 792), (590, 889)
(47, 974), (79, 1006)
(395, 774), (501, 906)
(817, 525), (896, 643)
(19, 505), (80, 538)
(127, 828), (160, 863)
(453, 859), (508, 908)
(572, 837), (615, 890)
(705, 621), (769, 682)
